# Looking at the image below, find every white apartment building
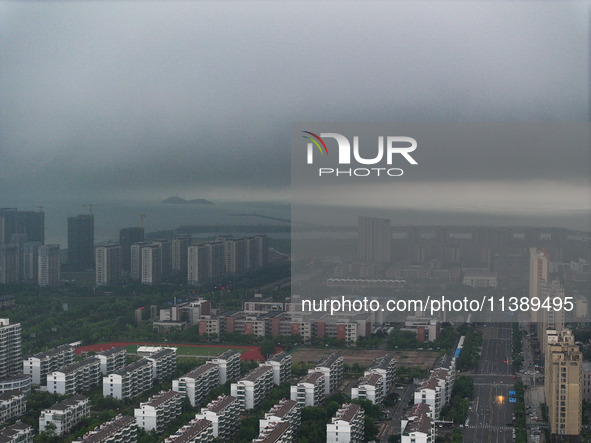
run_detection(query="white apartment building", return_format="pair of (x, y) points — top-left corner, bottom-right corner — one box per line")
(103, 359), (153, 400)
(365, 354), (396, 397)
(95, 243), (122, 286)
(401, 403), (434, 443)
(259, 399), (300, 435)
(0, 319), (22, 378)
(414, 378), (441, 419)
(39, 395), (90, 436)
(262, 352), (292, 385)
(134, 390), (183, 434)
(23, 344), (75, 385)
(0, 422), (34, 443)
(73, 415), (137, 443)
(172, 363), (219, 407)
(146, 348), (176, 381)
(206, 350), (241, 384)
(326, 403), (364, 443)
(0, 375), (31, 395)
(308, 353), (343, 396)
(96, 347), (126, 375)
(141, 244), (162, 285)
(231, 365), (274, 411)
(195, 394), (239, 440)
(290, 372), (325, 407)
(46, 357), (101, 395)
(38, 245), (60, 287)
(165, 418), (213, 443)
(0, 390), (26, 423)
(351, 373), (384, 405)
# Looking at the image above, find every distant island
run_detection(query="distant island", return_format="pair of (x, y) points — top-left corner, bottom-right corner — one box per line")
(161, 197), (214, 205)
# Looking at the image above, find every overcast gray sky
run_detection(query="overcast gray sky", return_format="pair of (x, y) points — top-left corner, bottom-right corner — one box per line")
(1, 1), (589, 208)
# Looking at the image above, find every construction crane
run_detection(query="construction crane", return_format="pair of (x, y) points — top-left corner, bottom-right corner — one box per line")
(83, 204), (94, 214)
(37, 205), (45, 212)
(136, 214), (146, 227)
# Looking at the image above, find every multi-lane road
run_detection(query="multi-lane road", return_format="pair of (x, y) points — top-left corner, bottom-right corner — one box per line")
(464, 324), (516, 443)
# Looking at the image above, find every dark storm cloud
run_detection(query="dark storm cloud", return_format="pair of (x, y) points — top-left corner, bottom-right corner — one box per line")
(0, 2), (588, 202)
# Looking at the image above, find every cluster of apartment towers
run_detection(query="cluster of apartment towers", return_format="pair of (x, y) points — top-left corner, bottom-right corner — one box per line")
(0, 320), (393, 443)
(0, 209), (269, 287)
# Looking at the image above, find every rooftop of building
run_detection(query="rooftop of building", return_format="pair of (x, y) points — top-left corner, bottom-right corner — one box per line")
(57, 357), (99, 374)
(184, 363), (218, 379)
(0, 390), (24, 401)
(255, 421), (290, 443)
(203, 395), (237, 413)
(405, 402), (432, 419)
(44, 395), (88, 411)
(241, 365), (273, 383)
(316, 353), (342, 368)
(369, 354), (396, 370)
(419, 377), (440, 391)
(141, 390), (181, 409)
(76, 416), (135, 442)
(333, 403), (362, 423)
(0, 374), (31, 382)
(355, 373), (383, 388)
(167, 419), (212, 443)
(212, 349), (241, 360)
(147, 348), (176, 359)
(113, 358), (151, 376)
(98, 347), (125, 357)
(268, 352), (291, 363)
(404, 412), (433, 435)
(0, 422), (33, 439)
(31, 344), (74, 360)
(266, 399), (298, 418)
(299, 371), (324, 385)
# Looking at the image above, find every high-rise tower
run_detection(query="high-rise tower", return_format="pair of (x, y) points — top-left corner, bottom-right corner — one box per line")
(67, 215), (94, 271)
(358, 216), (391, 264)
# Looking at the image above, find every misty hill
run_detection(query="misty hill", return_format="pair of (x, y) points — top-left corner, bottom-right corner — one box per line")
(161, 197), (214, 205)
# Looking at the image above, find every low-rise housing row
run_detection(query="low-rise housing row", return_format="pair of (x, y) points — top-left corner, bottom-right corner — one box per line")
(96, 347), (126, 376)
(165, 418), (213, 443)
(253, 421), (293, 443)
(23, 344), (75, 385)
(0, 390), (26, 424)
(103, 359), (153, 400)
(172, 363), (218, 408)
(206, 350), (241, 384)
(308, 353), (343, 396)
(0, 375), (31, 396)
(195, 395), (239, 440)
(365, 354), (396, 395)
(326, 403), (364, 443)
(39, 395), (90, 436)
(290, 372), (324, 407)
(351, 373), (384, 405)
(0, 422), (33, 443)
(259, 399), (300, 436)
(134, 390), (183, 434)
(46, 357), (101, 395)
(401, 403), (434, 443)
(231, 365), (274, 411)
(73, 415), (137, 443)
(262, 352), (291, 385)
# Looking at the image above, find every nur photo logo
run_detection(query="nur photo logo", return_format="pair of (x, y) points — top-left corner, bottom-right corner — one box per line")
(303, 131), (418, 177)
